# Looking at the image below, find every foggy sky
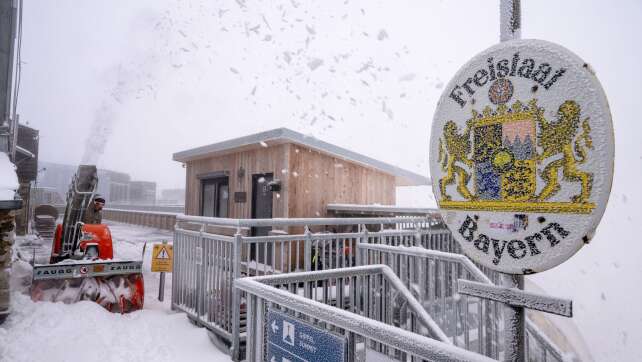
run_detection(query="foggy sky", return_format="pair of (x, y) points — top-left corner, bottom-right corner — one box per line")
(15, 1), (642, 360)
(17, 1), (641, 191)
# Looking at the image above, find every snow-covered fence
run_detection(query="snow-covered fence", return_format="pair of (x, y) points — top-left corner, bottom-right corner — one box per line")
(102, 208), (177, 230)
(172, 226), (238, 343)
(171, 215), (565, 361)
(235, 265), (495, 362)
(171, 215), (447, 361)
(359, 243), (565, 361)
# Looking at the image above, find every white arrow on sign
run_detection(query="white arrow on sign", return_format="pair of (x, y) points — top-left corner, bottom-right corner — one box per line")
(271, 320), (278, 333)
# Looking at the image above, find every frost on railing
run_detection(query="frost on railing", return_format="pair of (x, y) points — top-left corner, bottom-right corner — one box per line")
(171, 215), (564, 361)
(102, 208), (177, 230)
(359, 243), (565, 362)
(236, 265), (496, 362)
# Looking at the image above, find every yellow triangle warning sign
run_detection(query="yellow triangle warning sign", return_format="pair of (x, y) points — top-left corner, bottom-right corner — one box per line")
(152, 243), (173, 272)
(157, 247), (170, 259)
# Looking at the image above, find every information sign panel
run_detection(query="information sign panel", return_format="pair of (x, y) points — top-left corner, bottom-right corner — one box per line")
(267, 309), (346, 362)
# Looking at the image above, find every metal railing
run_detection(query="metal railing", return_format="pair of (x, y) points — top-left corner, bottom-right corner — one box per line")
(172, 225), (238, 343)
(236, 265), (495, 362)
(172, 215), (445, 361)
(107, 203), (185, 213)
(171, 214), (566, 361)
(359, 243), (565, 361)
(102, 208), (177, 230)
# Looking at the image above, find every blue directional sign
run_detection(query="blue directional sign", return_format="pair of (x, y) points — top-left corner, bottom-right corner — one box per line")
(267, 309), (346, 362)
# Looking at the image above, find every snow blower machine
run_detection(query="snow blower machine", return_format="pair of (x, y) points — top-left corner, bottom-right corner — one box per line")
(30, 165), (144, 313)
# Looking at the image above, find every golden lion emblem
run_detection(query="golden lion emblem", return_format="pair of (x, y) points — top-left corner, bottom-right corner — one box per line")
(535, 100), (593, 203)
(438, 99), (594, 212)
(438, 119), (474, 201)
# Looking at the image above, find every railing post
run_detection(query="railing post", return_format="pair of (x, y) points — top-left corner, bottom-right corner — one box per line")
(171, 224), (178, 311)
(356, 225), (367, 267)
(304, 225), (311, 272)
(248, 295), (266, 362)
(414, 223), (423, 248)
(246, 293), (256, 362)
(303, 225), (313, 300)
(231, 232), (242, 361)
(196, 224), (205, 323)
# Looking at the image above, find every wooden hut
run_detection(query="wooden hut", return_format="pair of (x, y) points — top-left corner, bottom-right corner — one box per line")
(173, 128), (428, 234)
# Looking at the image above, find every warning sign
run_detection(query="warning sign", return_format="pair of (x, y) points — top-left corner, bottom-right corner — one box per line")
(151, 243), (173, 272)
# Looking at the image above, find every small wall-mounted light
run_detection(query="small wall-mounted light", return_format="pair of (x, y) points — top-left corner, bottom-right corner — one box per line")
(237, 166), (245, 179)
(267, 179), (281, 192)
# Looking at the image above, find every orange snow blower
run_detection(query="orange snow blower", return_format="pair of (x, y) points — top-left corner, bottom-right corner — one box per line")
(30, 165), (144, 313)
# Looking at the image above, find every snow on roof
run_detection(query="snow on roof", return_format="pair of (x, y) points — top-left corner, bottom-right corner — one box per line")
(0, 152), (19, 201)
(172, 128), (429, 186)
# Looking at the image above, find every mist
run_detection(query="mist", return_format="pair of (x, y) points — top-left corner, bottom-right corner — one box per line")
(12, 1), (642, 359)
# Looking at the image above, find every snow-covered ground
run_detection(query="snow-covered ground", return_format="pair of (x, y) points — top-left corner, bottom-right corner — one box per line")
(2, 200), (639, 362)
(0, 221), (230, 362)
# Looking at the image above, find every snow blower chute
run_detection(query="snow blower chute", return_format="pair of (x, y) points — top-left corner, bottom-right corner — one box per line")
(30, 165), (144, 313)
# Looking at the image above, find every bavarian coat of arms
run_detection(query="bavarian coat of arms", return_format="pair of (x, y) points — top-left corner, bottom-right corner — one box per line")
(438, 98), (594, 214)
(430, 39), (613, 274)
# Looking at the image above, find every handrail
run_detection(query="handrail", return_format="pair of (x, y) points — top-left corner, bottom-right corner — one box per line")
(359, 243), (566, 360)
(359, 243), (493, 284)
(236, 272), (496, 362)
(327, 203), (441, 214)
(526, 321), (565, 361)
(176, 214), (431, 227)
(104, 208), (179, 217)
(242, 264), (450, 343)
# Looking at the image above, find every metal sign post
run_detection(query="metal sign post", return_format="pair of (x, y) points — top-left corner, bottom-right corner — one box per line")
(158, 241), (167, 302)
(500, 2), (525, 360)
(500, 0), (521, 42)
(158, 269), (166, 302)
(430, 0), (613, 359)
(151, 240), (173, 302)
(500, 274), (525, 361)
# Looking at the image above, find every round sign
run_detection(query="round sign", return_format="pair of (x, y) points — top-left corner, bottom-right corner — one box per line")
(429, 39), (613, 274)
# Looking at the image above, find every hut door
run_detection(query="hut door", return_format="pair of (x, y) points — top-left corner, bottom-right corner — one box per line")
(250, 173), (274, 268)
(251, 173), (273, 236)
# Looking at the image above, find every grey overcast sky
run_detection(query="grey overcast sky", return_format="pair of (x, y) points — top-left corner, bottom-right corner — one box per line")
(18, 0), (641, 190)
(15, 1), (642, 360)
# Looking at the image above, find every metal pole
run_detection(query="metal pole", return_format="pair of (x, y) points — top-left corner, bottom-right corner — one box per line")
(231, 232), (242, 362)
(501, 274), (525, 361)
(500, 1), (525, 361)
(158, 271), (166, 302)
(158, 240), (168, 302)
(500, 0), (521, 42)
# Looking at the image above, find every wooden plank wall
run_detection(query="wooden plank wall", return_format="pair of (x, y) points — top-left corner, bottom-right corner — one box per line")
(287, 143), (396, 218)
(184, 144), (290, 218)
(183, 142), (396, 221)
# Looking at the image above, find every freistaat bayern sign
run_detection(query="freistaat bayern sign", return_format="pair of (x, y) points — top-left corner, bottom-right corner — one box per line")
(430, 39), (614, 274)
